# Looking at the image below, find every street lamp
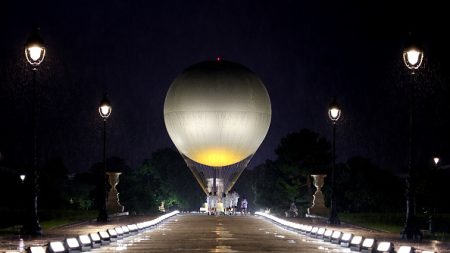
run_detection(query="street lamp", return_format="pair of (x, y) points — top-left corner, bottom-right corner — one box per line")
(433, 157), (439, 168)
(23, 27), (46, 235)
(328, 97), (341, 225)
(97, 94), (111, 222)
(20, 174), (26, 183)
(401, 35), (424, 240)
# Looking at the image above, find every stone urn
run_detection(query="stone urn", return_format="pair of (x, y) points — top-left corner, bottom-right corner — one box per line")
(106, 172), (125, 213)
(307, 174), (329, 216)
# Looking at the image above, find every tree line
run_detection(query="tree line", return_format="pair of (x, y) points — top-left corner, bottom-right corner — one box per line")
(1, 128), (449, 229)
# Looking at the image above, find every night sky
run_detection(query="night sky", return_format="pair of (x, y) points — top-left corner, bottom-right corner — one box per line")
(1, 1), (449, 174)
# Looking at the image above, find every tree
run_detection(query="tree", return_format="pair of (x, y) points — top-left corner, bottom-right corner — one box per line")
(39, 156), (69, 209)
(148, 148), (203, 211)
(118, 149), (204, 214)
(270, 129), (332, 214)
(118, 160), (161, 214)
(336, 156), (403, 212)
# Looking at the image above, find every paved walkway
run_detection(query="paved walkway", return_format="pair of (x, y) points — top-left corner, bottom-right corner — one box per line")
(1, 214), (449, 252)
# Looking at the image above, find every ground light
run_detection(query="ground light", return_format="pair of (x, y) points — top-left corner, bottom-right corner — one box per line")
(46, 242), (65, 253)
(64, 237), (81, 252)
(340, 233), (353, 247)
(302, 225), (312, 235)
(361, 238), (376, 253)
(397, 246), (415, 253)
(27, 246), (46, 253)
(323, 229), (333, 242)
(88, 233), (101, 248)
(107, 229), (118, 241)
(310, 227), (319, 237)
(316, 227), (326, 239)
(114, 227), (124, 238)
(127, 224), (138, 234)
(376, 241), (394, 253)
(350, 235), (364, 252)
(121, 225), (130, 235)
(98, 231), (111, 245)
(331, 231), (342, 244)
(77, 235), (91, 251)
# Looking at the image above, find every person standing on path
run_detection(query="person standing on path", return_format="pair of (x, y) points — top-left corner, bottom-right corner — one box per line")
(231, 189), (239, 215)
(240, 197), (248, 216)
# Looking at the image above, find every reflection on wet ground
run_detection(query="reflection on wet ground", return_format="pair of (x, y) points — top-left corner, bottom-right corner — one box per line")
(3, 214), (448, 252)
(87, 214), (349, 253)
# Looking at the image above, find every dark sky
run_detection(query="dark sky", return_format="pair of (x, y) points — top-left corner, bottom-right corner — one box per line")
(1, 1), (450, 174)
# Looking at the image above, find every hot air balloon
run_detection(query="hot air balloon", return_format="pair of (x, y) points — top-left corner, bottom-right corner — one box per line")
(164, 60), (271, 197)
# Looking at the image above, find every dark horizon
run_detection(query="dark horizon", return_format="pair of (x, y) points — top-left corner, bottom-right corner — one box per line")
(1, 1), (450, 174)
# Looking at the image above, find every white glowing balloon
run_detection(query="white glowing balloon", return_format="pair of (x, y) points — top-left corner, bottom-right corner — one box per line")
(164, 61), (271, 167)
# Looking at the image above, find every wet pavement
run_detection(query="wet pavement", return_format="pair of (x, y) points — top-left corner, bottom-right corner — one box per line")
(1, 214), (449, 252)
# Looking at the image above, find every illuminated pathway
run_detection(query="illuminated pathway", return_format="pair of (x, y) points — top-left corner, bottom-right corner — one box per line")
(92, 214), (344, 253)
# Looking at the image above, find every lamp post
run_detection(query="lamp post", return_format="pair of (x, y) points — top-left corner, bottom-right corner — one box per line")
(22, 27), (45, 235)
(328, 97), (341, 225)
(97, 94), (111, 222)
(401, 37), (424, 240)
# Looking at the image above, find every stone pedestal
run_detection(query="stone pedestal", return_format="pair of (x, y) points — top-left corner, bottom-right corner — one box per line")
(308, 174), (329, 216)
(106, 172), (124, 213)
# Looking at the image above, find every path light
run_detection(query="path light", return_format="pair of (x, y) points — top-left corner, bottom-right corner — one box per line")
(310, 227), (319, 237)
(316, 227), (326, 239)
(397, 246), (415, 253)
(340, 233), (353, 247)
(98, 231), (111, 245)
(376, 242), (394, 253)
(127, 224), (138, 234)
(77, 235), (92, 251)
(323, 229), (333, 242)
(26, 246), (45, 253)
(331, 231), (342, 244)
(121, 226), (130, 235)
(115, 227), (124, 238)
(107, 229), (118, 241)
(361, 238), (377, 253)
(64, 238), (81, 253)
(88, 233), (101, 248)
(350, 236), (364, 252)
(47, 242), (65, 253)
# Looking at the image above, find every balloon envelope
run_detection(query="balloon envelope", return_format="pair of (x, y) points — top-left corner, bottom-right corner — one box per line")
(164, 60), (271, 193)
(164, 61), (271, 166)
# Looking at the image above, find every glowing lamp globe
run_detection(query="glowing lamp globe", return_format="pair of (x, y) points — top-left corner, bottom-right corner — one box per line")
(164, 60), (271, 193)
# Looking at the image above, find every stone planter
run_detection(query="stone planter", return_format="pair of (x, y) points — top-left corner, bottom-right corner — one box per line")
(307, 174), (329, 216)
(106, 172), (124, 213)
